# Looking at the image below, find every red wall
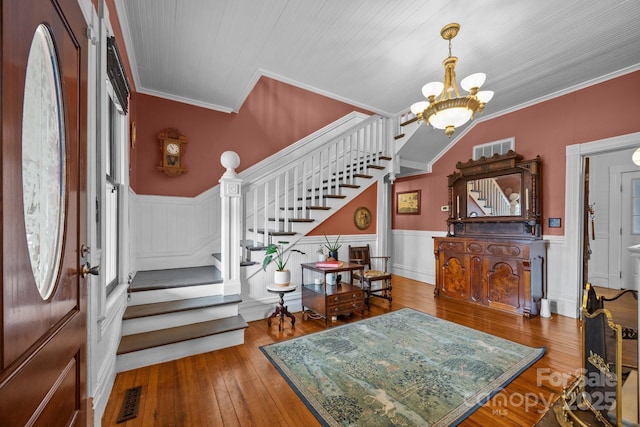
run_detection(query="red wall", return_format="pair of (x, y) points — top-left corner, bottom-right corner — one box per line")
(307, 184), (378, 237)
(130, 78), (371, 197)
(393, 70), (640, 236)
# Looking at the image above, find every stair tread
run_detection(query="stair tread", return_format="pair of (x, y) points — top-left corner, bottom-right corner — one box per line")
(400, 117), (418, 126)
(367, 165), (385, 170)
(123, 294), (242, 320)
(267, 217), (315, 223)
(354, 173), (373, 179)
(339, 183), (360, 189)
(281, 206), (331, 210)
(211, 252), (257, 266)
(117, 315), (248, 355)
(241, 240), (268, 251)
(130, 266), (222, 292)
(248, 228), (296, 236)
(297, 194), (346, 201)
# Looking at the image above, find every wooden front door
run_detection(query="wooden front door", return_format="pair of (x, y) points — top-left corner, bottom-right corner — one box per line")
(0, 0), (88, 425)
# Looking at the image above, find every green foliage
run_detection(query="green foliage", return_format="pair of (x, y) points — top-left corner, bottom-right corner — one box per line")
(323, 234), (342, 252)
(262, 241), (305, 272)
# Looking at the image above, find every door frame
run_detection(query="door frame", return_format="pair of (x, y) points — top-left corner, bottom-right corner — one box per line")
(566, 131), (640, 316)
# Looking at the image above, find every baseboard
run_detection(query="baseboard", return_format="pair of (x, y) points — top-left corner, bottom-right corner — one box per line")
(392, 263), (434, 284)
(240, 293), (303, 323)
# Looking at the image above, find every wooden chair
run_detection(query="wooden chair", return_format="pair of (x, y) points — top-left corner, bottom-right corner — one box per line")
(348, 244), (391, 309)
(556, 283), (638, 426)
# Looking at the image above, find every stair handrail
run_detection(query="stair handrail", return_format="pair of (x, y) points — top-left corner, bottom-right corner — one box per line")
(242, 115), (389, 251)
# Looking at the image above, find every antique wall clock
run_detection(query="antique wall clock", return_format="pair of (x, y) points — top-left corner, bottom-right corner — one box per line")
(157, 128), (188, 176)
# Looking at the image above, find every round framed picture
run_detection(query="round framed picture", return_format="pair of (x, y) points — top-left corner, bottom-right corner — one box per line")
(354, 207), (371, 230)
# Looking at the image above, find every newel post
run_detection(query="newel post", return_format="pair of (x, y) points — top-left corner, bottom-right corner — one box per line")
(219, 151), (242, 295)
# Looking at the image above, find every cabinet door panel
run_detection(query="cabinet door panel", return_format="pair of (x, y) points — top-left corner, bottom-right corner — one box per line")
(440, 255), (469, 299)
(469, 256), (484, 302)
(485, 257), (522, 312)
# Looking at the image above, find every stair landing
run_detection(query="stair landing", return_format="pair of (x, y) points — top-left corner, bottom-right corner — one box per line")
(130, 265), (222, 291)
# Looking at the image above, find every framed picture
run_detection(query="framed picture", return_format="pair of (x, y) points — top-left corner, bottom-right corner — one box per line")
(396, 190), (421, 214)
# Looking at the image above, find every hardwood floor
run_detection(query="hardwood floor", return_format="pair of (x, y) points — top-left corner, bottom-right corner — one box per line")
(103, 276), (585, 426)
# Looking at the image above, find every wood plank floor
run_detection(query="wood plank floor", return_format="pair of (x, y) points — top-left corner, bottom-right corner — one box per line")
(103, 276), (586, 426)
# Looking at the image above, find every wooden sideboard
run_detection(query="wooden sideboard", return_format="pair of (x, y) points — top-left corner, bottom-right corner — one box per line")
(433, 236), (547, 317)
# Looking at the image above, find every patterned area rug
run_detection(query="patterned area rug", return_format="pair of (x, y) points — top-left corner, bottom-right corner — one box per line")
(261, 308), (545, 426)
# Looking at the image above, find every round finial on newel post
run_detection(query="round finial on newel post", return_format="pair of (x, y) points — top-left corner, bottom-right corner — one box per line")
(220, 151), (240, 178)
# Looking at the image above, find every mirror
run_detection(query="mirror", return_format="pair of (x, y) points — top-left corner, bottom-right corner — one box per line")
(447, 151), (542, 238)
(467, 173), (522, 217)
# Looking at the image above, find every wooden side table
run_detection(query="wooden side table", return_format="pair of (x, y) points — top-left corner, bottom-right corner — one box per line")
(266, 284), (297, 331)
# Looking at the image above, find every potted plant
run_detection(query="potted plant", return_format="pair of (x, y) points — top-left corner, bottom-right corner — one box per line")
(323, 234), (342, 260)
(262, 241), (305, 286)
(316, 245), (326, 261)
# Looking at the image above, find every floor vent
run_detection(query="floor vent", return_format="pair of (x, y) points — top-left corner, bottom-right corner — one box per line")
(117, 385), (142, 423)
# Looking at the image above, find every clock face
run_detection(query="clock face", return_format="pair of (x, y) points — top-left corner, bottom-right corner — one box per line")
(166, 142), (180, 155)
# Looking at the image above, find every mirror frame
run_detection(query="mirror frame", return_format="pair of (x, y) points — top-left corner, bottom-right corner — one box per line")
(446, 151), (542, 239)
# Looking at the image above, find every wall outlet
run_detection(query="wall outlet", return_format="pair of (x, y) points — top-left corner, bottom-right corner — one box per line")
(441, 205), (450, 212)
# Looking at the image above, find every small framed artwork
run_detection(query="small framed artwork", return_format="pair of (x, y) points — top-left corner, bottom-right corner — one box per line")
(548, 218), (561, 228)
(396, 190), (421, 215)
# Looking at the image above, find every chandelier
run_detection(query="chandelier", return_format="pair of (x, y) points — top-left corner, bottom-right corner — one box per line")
(410, 23), (493, 138)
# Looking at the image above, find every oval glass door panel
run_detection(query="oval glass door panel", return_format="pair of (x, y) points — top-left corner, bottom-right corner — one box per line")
(21, 24), (66, 300)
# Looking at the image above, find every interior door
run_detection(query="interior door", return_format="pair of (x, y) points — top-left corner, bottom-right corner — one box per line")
(620, 170), (640, 291)
(0, 0), (88, 425)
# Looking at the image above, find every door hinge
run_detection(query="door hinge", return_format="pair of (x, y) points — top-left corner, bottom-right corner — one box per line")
(96, 198), (100, 223)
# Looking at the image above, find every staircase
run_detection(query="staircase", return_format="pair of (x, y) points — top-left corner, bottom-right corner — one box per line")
(467, 179), (511, 216)
(117, 112), (409, 372)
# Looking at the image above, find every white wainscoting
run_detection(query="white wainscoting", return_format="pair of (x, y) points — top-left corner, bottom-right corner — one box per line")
(132, 187), (221, 271)
(391, 229), (447, 284)
(391, 230), (577, 318)
(90, 282), (128, 424)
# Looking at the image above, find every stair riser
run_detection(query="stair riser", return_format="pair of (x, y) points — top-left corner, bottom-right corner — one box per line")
(127, 283), (224, 305)
(116, 329), (245, 372)
(122, 305), (239, 335)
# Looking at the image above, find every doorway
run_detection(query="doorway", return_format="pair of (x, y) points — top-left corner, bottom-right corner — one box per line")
(620, 169), (640, 290)
(0, 0), (89, 425)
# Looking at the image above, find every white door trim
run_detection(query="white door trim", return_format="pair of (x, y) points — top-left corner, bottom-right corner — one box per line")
(566, 132), (640, 317)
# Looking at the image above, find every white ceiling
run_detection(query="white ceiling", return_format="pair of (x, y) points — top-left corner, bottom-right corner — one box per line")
(114, 0), (640, 171)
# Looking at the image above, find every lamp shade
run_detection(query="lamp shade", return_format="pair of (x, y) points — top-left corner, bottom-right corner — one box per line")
(422, 82), (444, 99)
(477, 90), (494, 103)
(410, 101), (429, 115)
(632, 148), (640, 166)
(428, 107), (473, 129)
(460, 73), (486, 91)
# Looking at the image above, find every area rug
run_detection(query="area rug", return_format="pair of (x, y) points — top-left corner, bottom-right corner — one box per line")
(261, 308), (545, 426)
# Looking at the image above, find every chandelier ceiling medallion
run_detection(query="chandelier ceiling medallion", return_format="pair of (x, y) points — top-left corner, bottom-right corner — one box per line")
(411, 23), (494, 138)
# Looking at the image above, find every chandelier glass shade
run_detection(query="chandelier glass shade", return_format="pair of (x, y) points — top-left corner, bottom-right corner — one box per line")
(411, 23), (493, 137)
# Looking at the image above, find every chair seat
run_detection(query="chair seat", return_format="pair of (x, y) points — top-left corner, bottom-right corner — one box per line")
(348, 244), (392, 309)
(363, 270), (388, 278)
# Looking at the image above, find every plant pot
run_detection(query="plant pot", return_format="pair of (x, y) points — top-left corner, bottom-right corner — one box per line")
(274, 270), (291, 287)
(328, 250), (338, 260)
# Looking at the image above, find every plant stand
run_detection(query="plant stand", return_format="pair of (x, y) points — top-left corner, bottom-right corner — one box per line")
(266, 284), (297, 331)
